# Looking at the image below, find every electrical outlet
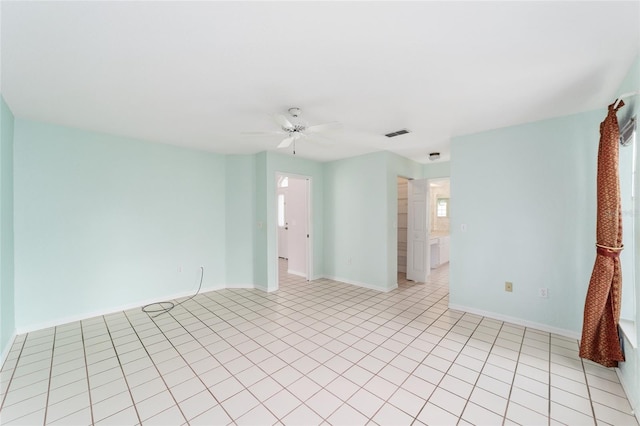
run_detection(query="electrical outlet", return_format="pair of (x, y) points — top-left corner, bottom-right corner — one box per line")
(505, 281), (513, 292)
(348, 257), (353, 265)
(177, 266), (182, 273)
(539, 288), (549, 298)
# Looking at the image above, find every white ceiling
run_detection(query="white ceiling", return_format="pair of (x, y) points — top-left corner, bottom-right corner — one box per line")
(2, 1), (639, 163)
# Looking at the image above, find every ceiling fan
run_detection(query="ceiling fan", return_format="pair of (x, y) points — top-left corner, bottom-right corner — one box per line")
(244, 107), (340, 150)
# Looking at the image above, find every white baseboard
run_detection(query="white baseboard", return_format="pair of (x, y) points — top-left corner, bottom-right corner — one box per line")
(224, 283), (256, 289)
(15, 283), (253, 335)
(13, 275), (395, 339)
(287, 269), (306, 278)
(254, 284), (272, 293)
(615, 367), (639, 423)
(323, 275), (397, 293)
(448, 303), (580, 340)
(1, 330), (17, 370)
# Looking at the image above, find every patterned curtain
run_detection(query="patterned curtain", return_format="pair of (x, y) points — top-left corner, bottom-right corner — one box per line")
(579, 101), (625, 368)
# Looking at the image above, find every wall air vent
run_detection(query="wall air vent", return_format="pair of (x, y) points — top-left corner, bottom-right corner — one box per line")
(385, 129), (410, 138)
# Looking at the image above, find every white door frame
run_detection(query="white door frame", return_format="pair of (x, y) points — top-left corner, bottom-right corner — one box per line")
(275, 172), (313, 284)
(427, 177), (451, 270)
(277, 186), (288, 259)
(397, 176), (410, 278)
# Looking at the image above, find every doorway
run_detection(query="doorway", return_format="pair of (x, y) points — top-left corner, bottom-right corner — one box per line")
(275, 173), (312, 284)
(428, 178), (451, 270)
(402, 177), (451, 284)
(397, 177), (409, 280)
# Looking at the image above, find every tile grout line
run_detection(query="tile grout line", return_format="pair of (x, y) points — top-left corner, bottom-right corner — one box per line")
(187, 272), (418, 418)
(120, 310), (188, 423)
(304, 280), (451, 422)
(100, 315), (143, 425)
(177, 297), (290, 422)
(496, 322), (525, 426)
(3, 263), (634, 426)
(123, 308), (216, 423)
(150, 303), (246, 422)
(581, 357), (599, 426)
(0, 336), (27, 412)
(410, 308), (487, 425)
(188, 272), (446, 422)
(458, 319), (513, 424)
(79, 321), (96, 426)
(302, 274), (452, 422)
(41, 326), (57, 425)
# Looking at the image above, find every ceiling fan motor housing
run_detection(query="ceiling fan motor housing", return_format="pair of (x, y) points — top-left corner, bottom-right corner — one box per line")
(286, 124), (306, 133)
(288, 107), (301, 117)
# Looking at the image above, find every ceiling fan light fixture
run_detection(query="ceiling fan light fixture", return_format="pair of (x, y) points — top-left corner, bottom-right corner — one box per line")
(429, 152), (440, 161)
(288, 107), (301, 118)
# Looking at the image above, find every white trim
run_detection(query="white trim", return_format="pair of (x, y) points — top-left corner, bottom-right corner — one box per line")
(615, 367), (639, 423)
(323, 275), (397, 293)
(1, 331), (18, 370)
(287, 269), (306, 278)
(254, 284), (274, 293)
(619, 319), (638, 349)
(275, 172), (313, 288)
(15, 284), (254, 335)
(307, 177), (313, 282)
(224, 283), (256, 289)
(448, 303), (581, 340)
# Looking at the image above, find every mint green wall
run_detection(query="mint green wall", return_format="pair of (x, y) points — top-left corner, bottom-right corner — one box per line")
(13, 119), (228, 331)
(0, 96), (16, 358)
(225, 155), (256, 286)
(324, 152), (391, 290)
(615, 55), (639, 417)
(253, 152), (268, 290)
(450, 110), (602, 335)
(423, 161), (451, 179)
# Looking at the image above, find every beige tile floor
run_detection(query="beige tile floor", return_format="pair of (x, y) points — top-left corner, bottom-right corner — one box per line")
(0, 259), (638, 425)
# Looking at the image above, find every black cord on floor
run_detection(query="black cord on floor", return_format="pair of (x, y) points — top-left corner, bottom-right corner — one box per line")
(142, 266), (204, 318)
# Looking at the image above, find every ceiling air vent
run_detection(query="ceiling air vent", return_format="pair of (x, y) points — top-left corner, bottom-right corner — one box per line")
(385, 129), (410, 138)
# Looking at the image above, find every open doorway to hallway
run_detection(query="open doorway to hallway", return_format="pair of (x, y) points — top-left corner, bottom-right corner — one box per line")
(428, 178), (451, 273)
(397, 177), (409, 283)
(276, 173), (312, 286)
(397, 176), (451, 285)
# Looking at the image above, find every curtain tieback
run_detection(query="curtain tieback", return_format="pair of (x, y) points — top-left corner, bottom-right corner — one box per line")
(596, 243), (624, 258)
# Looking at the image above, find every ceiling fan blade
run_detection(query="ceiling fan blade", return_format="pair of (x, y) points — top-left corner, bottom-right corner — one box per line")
(277, 135), (296, 148)
(241, 130), (286, 136)
(306, 121), (341, 133)
(273, 114), (294, 130)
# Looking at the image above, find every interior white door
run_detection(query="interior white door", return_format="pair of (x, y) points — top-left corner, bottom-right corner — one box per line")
(286, 177), (308, 278)
(277, 189), (288, 259)
(407, 179), (429, 282)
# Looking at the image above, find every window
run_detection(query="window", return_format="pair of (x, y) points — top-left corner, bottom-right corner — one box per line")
(277, 194), (285, 227)
(278, 176), (289, 188)
(619, 115), (636, 346)
(436, 198), (449, 217)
